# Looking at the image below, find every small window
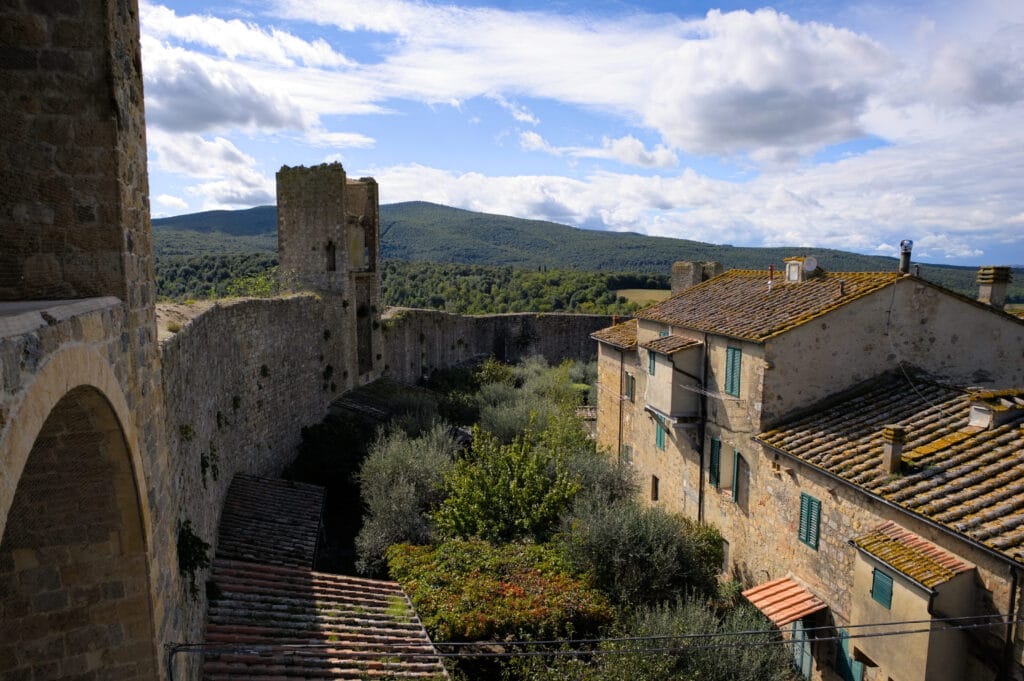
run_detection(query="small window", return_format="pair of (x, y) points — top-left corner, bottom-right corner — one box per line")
(725, 346), (742, 397)
(619, 443), (633, 464)
(625, 374), (636, 402)
(651, 475), (660, 501)
(655, 418), (666, 450)
(709, 438), (721, 488)
(659, 329), (669, 338)
(871, 569), (893, 609)
(326, 241), (337, 272)
(648, 350), (656, 375)
(798, 493), (821, 550)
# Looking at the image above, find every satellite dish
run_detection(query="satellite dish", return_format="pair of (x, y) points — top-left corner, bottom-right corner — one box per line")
(803, 256), (818, 272)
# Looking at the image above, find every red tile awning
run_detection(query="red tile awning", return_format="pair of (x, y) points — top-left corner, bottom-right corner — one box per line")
(742, 577), (827, 627)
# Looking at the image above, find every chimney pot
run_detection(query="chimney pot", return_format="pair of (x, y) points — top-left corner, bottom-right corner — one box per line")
(881, 425), (905, 474)
(898, 240), (913, 275)
(976, 266), (1012, 310)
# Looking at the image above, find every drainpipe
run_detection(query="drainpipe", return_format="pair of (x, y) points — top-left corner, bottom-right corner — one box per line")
(617, 348), (624, 460)
(1002, 567), (1021, 681)
(698, 332), (709, 523)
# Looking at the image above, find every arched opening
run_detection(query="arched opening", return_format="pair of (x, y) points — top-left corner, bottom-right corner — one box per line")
(0, 386), (157, 679)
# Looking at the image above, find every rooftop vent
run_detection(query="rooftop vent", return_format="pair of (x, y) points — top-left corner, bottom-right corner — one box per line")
(976, 266), (1012, 310)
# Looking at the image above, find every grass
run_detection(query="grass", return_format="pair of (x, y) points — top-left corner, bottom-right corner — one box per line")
(616, 288), (672, 305)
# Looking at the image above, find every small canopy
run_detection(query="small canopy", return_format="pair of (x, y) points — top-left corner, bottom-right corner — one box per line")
(742, 577), (827, 627)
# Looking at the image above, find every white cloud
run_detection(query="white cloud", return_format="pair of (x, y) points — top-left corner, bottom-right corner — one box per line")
(154, 194), (189, 211)
(371, 109), (1024, 263)
(148, 131), (275, 209)
(141, 1), (353, 68)
(143, 38), (312, 132)
(303, 129), (376, 149)
(493, 95), (539, 125)
(521, 132), (677, 168)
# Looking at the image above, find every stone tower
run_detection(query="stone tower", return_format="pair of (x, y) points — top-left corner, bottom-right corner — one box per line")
(276, 163), (383, 381)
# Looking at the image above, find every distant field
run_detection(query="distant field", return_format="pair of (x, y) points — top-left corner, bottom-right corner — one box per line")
(617, 288), (672, 305)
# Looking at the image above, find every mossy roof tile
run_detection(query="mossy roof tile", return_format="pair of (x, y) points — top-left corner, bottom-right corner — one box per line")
(853, 521), (973, 587)
(757, 373), (1024, 566)
(637, 270), (899, 341)
(590, 318), (637, 349)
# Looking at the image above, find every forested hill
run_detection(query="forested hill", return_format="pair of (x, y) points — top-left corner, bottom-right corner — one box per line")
(153, 201), (1021, 299)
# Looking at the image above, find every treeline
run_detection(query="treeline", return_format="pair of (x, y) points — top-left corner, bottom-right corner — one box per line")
(382, 261), (667, 314)
(155, 254), (669, 315)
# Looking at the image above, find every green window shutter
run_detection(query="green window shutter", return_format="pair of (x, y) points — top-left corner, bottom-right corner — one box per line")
(648, 351), (656, 375)
(709, 438), (721, 488)
(871, 569), (893, 609)
(732, 450), (741, 502)
(659, 330), (669, 337)
(655, 419), (666, 450)
(625, 374), (635, 401)
(798, 493), (821, 550)
(725, 346), (742, 397)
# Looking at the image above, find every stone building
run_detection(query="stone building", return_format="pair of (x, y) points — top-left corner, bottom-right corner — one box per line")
(592, 260), (1024, 680)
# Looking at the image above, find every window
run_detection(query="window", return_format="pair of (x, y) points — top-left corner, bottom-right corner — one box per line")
(325, 241), (337, 272)
(730, 450), (748, 507)
(798, 493), (821, 550)
(709, 438), (721, 488)
(625, 373), (636, 402)
(659, 329), (669, 338)
(648, 350), (656, 375)
(724, 346), (742, 397)
(619, 443), (633, 464)
(651, 475), (660, 501)
(655, 418), (666, 450)
(871, 569), (893, 609)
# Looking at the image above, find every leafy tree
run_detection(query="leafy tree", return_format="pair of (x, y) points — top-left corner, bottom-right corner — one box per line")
(433, 425), (582, 543)
(355, 424), (458, 575)
(557, 501), (723, 605)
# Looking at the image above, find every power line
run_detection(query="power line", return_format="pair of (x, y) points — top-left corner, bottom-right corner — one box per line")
(167, 612), (1022, 661)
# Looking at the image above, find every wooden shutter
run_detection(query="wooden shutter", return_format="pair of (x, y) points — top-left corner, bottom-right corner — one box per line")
(725, 346), (742, 396)
(799, 493), (820, 549)
(871, 569), (893, 608)
(732, 450), (741, 502)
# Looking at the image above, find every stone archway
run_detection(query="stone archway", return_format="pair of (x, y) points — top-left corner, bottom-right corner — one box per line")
(0, 382), (158, 678)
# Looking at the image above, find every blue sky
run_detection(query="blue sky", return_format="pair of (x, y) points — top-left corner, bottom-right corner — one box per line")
(141, 0), (1024, 266)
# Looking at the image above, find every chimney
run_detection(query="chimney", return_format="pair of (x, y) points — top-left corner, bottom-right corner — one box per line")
(898, 240), (913, 275)
(881, 425), (905, 474)
(976, 266), (1012, 310)
(968, 392), (1024, 429)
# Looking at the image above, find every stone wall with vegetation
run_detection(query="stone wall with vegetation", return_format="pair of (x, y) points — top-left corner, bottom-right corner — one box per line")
(382, 309), (617, 384)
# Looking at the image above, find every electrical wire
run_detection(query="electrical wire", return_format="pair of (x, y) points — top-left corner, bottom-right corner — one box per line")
(167, 612), (1022, 660)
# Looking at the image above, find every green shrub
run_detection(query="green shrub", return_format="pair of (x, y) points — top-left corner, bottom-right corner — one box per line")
(355, 424), (457, 575)
(509, 599), (795, 681)
(557, 501), (723, 605)
(433, 425), (581, 543)
(386, 539), (613, 642)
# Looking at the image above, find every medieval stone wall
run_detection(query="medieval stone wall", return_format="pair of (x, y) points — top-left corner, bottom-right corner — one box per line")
(381, 308), (615, 384)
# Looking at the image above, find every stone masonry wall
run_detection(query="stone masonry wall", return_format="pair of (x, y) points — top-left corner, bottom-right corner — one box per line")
(382, 309), (616, 384)
(157, 294), (352, 655)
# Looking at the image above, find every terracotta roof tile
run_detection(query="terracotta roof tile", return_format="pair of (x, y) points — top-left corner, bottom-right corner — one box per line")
(217, 475), (325, 568)
(757, 373), (1024, 566)
(640, 335), (702, 355)
(637, 270), (899, 341)
(205, 561), (447, 680)
(853, 521), (973, 588)
(204, 476), (447, 679)
(742, 577), (827, 626)
(590, 318), (637, 349)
